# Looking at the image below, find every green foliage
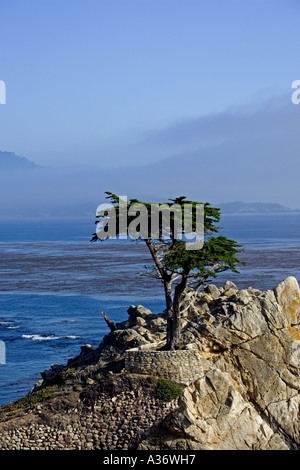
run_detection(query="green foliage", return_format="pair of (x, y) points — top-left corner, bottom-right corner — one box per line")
(92, 192), (245, 291)
(164, 235), (245, 281)
(0, 385), (59, 415)
(154, 378), (182, 402)
(55, 367), (78, 385)
(91, 192), (222, 243)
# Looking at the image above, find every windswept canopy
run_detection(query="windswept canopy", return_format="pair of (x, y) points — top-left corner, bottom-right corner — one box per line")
(91, 192), (245, 349)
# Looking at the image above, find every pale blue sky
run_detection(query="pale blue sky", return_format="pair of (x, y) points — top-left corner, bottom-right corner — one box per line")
(1, 0), (300, 213)
(0, 0), (299, 168)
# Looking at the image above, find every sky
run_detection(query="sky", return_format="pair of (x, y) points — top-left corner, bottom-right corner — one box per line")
(0, 0), (300, 212)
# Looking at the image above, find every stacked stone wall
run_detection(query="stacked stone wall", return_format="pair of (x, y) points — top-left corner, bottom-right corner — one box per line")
(125, 349), (202, 385)
(0, 386), (178, 450)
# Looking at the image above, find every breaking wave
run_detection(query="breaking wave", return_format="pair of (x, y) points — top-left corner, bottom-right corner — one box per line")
(22, 334), (80, 341)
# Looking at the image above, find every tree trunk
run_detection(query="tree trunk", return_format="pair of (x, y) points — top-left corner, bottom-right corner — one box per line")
(164, 280), (174, 349)
(168, 276), (188, 350)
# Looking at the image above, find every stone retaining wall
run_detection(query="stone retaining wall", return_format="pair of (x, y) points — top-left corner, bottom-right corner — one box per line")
(125, 348), (203, 385)
(0, 385), (178, 450)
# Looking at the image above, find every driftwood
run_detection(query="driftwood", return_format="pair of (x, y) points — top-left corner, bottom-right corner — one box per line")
(100, 309), (116, 332)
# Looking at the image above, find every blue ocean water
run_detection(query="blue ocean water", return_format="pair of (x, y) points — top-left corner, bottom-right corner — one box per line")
(0, 214), (300, 405)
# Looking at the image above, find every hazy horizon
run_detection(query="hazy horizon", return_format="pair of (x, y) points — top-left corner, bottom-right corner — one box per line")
(1, 1), (300, 214)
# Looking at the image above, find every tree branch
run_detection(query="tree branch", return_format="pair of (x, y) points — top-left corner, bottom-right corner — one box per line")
(100, 309), (116, 332)
(145, 239), (171, 282)
(188, 263), (221, 291)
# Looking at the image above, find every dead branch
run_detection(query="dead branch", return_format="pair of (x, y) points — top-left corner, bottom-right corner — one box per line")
(100, 309), (116, 332)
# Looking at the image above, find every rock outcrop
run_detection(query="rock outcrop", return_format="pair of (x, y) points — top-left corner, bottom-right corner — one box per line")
(138, 276), (300, 450)
(1, 276), (300, 450)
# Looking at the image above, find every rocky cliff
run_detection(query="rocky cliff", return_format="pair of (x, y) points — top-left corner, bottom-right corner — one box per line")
(0, 276), (299, 450)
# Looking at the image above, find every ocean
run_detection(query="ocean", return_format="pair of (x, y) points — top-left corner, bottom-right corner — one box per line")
(1, 214), (300, 405)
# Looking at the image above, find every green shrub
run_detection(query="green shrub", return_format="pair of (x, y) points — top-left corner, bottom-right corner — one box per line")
(154, 378), (182, 402)
(55, 367), (78, 385)
(1, 385), (59, 414)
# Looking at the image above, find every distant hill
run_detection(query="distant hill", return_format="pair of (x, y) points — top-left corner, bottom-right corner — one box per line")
(217, 201), (300, 214)
(0, 150), (299, 217)
(0, 151), (40, 171)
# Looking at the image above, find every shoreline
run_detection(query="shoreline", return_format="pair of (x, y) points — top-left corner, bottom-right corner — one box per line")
(0, 277), (299, 450)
